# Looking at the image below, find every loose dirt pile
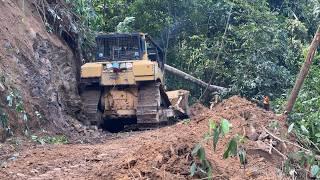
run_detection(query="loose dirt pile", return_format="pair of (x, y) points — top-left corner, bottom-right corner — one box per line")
(105, 96), (289, 180)
(0, 96), (291, 179)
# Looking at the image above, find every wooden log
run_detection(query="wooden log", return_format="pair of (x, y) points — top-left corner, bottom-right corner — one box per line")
(164, 64), (228, 92)
(285, 26), (320, 114)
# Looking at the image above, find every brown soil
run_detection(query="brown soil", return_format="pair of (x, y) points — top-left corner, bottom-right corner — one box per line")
(0, 96), (290, 179)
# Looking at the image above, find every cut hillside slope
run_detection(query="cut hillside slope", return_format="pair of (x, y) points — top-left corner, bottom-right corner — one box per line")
(0, 0), (88, 141)
(0, 96), (292, 179)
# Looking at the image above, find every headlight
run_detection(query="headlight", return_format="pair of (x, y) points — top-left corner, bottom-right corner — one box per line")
(126, 63), (133, 69)
(119, 63), (126, 70)
(106, 63), (113, 69)
(104, 63), (113, 71)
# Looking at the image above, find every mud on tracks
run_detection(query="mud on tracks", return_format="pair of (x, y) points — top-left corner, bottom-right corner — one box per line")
(0, 96), (290, 179)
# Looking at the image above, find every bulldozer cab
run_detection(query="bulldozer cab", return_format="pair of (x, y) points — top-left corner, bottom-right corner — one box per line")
(95, 33), (165, 69)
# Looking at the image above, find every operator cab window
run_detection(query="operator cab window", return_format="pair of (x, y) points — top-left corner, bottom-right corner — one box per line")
(96, 35), (141, 61)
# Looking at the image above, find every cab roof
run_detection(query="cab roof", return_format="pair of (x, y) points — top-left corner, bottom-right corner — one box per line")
(96, 32), (146, 39)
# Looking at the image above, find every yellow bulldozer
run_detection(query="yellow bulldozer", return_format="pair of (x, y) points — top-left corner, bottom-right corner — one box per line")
(80, 33), (190, 132)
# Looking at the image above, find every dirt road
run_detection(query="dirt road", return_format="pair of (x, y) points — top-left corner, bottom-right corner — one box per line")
(0, 132), (148, 179)
(0, 124), (200, 179)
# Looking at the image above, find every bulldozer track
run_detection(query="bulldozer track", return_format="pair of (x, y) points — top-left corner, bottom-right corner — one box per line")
(80, 89), (102, 125)
(136, 82), (167, 124)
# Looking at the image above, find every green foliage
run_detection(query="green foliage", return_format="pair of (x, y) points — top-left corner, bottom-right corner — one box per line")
(65, 0), (136, 32)
(165, 0), (303, 100)
(210, 118), (231, 151)
(0, 111), (9, 130)
(191, 143), (202, 156)
(4, 90), (31, 136)
(116, 17), (135, 33)
(190, 143), (212, 178)
(272, 95), (287, 114)
(190, 162), (197, 177)
(6, 91), (24, 112)
(31, 135), (69, 145)
(285, 151), (320, 178)
(15, 101), (24, 113)
(208, 119), (216, 132)
(220, 119), (231, 135)
(223, 137), (238, 159)
(212, 125), (220, 151)
(190, 119), (229, 178)
(190, 119), (245, 178)
(268, 120), (280, 131)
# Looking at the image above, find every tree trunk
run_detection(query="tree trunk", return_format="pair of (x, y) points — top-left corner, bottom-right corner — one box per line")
(164, 64), (228, 92)
(285, 26), (320, 114)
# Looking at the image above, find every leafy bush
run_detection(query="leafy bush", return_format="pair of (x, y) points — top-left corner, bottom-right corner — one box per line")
(116, 17), (135, 33)
(190, 119), (246, 178)
(31, 135), (69, 145)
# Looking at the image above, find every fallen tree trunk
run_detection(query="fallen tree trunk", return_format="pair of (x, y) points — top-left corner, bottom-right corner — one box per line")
(164, 64), (228, 92)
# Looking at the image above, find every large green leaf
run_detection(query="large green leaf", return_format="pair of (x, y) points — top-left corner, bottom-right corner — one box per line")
(192, 143), (202, 156)
(221, 119), (231, 136)
(202, 159), (212, 178)
(209, 119), (216, 132)
(223, 137), (238, 159)
(213, 127), (220, 151)
(197, 147), (206, 161)
(190, 162), (197, 177)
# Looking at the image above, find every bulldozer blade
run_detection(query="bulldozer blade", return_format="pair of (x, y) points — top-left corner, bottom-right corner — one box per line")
(166, 90), (190, 118)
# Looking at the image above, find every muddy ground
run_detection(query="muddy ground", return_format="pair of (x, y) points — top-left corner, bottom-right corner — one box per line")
(0, 97), (291, 179)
